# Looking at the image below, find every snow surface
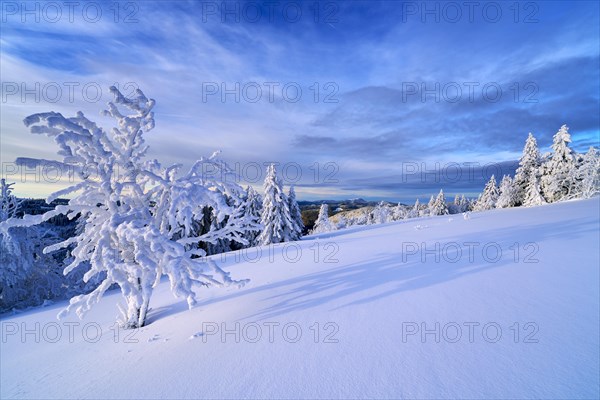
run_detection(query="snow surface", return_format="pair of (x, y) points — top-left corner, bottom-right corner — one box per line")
(1, 199), (599, 399)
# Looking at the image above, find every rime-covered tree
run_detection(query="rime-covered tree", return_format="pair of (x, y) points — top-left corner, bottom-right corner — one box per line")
(450, 194), (469, 214)
(0, 179), (21, 222)
(240, 186), (263, 247)
(575, 147), (600, 199)
(391, 203), (406, 221)
(541, 125), (578, 202)
(473, 175), (499, 211)
(0, 87), (250, 328)
(496, 175), (517, 209)
(523, 171), (546, 207)
(287, 185), (304, 239)
(312, 203), (334, 234)
(406, 198), (421, 219)
(258, 164), (297, 245)
(429, 189), (449, 216)
(335, 214), (348, 229)
(370, 201), (391, 224)
(514, 133), (542, 206)
(425, 195), (435, 216)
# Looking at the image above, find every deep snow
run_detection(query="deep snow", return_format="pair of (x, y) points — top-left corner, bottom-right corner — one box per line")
(1, 198), (599, 399)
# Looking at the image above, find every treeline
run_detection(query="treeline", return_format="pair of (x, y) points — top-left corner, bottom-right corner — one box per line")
(311, 125), (599, 233)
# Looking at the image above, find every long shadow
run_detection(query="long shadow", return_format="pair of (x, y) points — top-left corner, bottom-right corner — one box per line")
(188, 216), (599, 323)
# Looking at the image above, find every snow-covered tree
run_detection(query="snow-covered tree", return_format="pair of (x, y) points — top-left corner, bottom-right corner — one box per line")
(473, 175), (499, 211)
(406, 198), (421, 219)
(370, 201), (391, 224)
(424, 195), (435, 216)
(335, 214), (348, 229)
(514, 133), (542, 206)
(429, 189), (449, 216)
(311, 203), (334, 234)
(496, 175), (517, 209)
(391, 203), (406, 221)
(450, 194), (469, 214)
(239, 186), (263, 247)
(523, 171), (546, 207)
(0, 87), (250, 328)
(575, 147), (600, 199)
(540, 125), (578, 202)
(258, 164), (297, 245)
(288, 185), (304, 239)
(0, 179), (21, 222)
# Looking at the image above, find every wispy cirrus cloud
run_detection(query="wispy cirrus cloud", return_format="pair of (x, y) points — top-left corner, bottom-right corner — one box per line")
(1, 0), (598, 202)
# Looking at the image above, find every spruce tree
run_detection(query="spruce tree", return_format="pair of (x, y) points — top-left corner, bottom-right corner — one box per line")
(430, 189), (449, 215)
(576, 147), (600, 199)
(287, 185), (304, 240)
(514, 133), (542, 206)
(312, 203), (334, 234)
(541, 125), (578, 202)
(473, 175), (499, 211)
(523, 172), (546, 206)
(241, 186), (263, 247)
(258, 164), (296, 245)
(496, 175), (517, 208)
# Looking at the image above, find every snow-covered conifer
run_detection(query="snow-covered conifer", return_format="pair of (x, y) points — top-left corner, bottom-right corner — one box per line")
(523, 172), (546, 207)
(240, 186), (263, 247)
(370, 201), (391, 224)
(336, 214), (348, 229)
(514, 133), (542, 206)
(473, 175), (499, 211)
(406, 198), (421, 219)
(450, 194), (469, 214)
(540, 125), (578, 202)
(575, 147), (600, 199)
(424, 195), (435, 216)
(391, 203), (406, 221)
(258, 164), (297, 245)
(288, 185), (304, 239)
(496, 175), (517, 208)
(429, 189), (449, 216)
(312, 203), (334, 234)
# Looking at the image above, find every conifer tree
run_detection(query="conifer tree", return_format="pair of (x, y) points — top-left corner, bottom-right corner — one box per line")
(312, 203), (334, 234)
(523, 172), (546, 207)
(287, 185), (304, 239)
(473, 175), (499, 211)
(514, 133), (542, 206)
(496, 175), (517, 208)
(541, 125), (578, 202)
(430, 189), (449, 215)
(258, 164), (296, 245)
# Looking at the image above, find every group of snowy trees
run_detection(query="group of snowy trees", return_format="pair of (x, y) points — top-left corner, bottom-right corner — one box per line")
(315, 190), (472, 233)
(473, 126), (599, 211)
(0, 87), (304, 325)
(314, 125), (598, 234)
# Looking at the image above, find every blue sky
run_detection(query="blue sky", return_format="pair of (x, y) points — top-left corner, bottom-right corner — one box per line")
(1, 0), (598, 202)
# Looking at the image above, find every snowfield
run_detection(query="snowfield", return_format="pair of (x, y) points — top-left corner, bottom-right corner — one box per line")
(1, 198), (599, 399)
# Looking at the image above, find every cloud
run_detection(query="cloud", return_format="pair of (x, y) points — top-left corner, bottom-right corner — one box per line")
(1, 1), (598, 201)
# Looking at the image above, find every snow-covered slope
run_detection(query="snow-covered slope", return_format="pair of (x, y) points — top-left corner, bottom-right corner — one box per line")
(2, 199), (599, 399)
